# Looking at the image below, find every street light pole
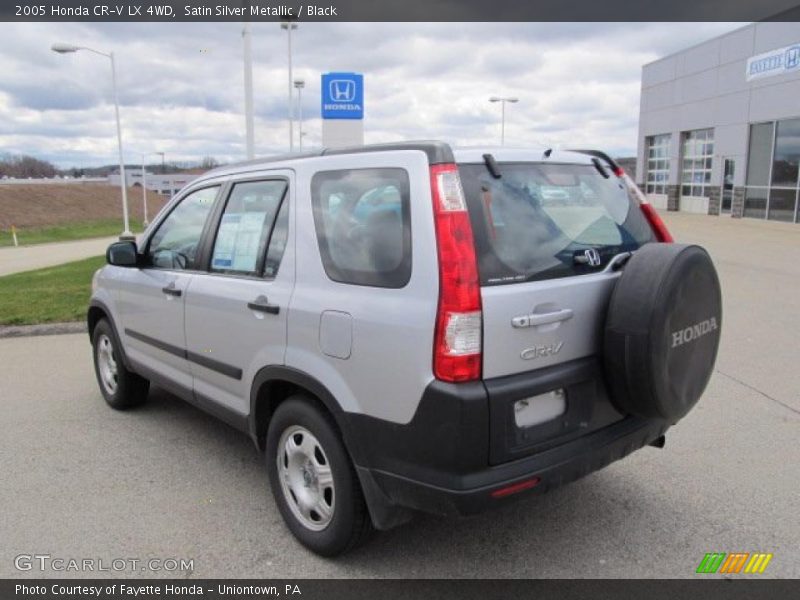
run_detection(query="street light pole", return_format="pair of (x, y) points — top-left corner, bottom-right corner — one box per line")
(281, 20), (298, 152)
(141, 153), (148, 226)
(294, 79), (305, 151)
(489, 96), (519, 146)
(139, 152), (162, 226)
(108, 52), (132, 237)
(242, 22), (255, 159)
(501, 101), (505, 145)
(52, 42), (132, 239)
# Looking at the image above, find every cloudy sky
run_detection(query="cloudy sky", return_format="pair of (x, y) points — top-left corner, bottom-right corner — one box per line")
(0, 22), (743, 168)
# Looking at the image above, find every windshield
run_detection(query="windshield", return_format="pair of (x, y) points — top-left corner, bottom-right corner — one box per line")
(458, 162), (654, 285)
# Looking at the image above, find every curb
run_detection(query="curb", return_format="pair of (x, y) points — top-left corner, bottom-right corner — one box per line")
(0, 321), (87, 339)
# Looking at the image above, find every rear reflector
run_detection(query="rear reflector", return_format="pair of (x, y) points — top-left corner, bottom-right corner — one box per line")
(430, 164), (482, 382)
(491, 477), (541, 498)
(640, 202), (674, 243)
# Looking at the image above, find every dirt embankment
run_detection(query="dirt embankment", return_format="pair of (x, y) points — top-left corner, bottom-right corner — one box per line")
(0, 184), (169, 229)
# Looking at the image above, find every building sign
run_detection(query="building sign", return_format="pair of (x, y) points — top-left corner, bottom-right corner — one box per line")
(321, 72), (364, 119)
(746, 43), (800, 81)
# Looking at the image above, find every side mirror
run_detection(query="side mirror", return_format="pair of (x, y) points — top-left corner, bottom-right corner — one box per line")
(106, 241), (139, 267)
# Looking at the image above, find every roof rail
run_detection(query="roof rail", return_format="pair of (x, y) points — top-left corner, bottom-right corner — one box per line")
(203, 140), (455, 178)
(322, 140), (454, 164)
(202, 150), (325, 177)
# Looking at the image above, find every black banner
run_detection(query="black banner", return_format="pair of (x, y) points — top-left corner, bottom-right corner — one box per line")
(4, 0), (800, 22)
(2, 579), (799, 600)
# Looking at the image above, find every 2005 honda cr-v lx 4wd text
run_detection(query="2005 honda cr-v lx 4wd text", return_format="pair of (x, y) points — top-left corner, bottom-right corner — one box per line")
(88, 142), (722, 556)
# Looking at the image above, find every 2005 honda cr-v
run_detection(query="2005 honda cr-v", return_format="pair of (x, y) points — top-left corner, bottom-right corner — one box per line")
(88, 142), (722, 555)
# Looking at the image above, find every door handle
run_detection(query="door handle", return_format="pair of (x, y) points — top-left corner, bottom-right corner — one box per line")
(248, 296), (280, 315)
(512, 308), (573, 328)
(162, 285), (182, 297)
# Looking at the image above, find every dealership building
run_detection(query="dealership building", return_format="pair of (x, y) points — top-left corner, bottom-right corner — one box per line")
(107, 171), (200, 197)
(637, 22), (800, 223)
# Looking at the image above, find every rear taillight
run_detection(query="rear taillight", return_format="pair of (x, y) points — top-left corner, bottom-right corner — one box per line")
(640, 202), (674, 243)
(430, 164), (482, 382)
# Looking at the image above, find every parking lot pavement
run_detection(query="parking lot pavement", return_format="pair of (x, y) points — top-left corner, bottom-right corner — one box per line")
(1, 213), (798, 579)
(663, 212), (800, 415)
(0, 236), (117, 276)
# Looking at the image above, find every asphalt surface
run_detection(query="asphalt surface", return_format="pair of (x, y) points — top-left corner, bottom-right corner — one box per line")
(1, 213), (798, 578)
(0, 236), (116, 276)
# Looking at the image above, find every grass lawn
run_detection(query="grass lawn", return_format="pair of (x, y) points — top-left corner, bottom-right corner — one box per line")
(0, 255), (105, 325)
(0, 219), (145, 248)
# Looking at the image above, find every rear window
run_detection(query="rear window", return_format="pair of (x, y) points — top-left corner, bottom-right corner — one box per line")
(311, 168), (411, 288)
(458, 162), (654, 285)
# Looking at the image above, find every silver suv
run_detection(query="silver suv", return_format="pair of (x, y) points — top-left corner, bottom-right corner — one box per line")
(89, 142), (722, 556)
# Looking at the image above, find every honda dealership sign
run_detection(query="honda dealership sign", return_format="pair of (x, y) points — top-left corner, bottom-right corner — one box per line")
(746, 43), (800, 81)
(321, 72), (364, 119)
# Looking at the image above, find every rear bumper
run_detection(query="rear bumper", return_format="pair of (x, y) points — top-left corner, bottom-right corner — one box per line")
(356, 415), (666, 521)
(341, 359), (668, 527)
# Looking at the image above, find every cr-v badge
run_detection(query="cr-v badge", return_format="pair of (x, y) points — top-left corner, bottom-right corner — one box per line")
(521, 341), (564, 360)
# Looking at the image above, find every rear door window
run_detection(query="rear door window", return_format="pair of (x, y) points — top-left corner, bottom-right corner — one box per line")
(458, 162), (654, 285)
(311, 168), (411, 288)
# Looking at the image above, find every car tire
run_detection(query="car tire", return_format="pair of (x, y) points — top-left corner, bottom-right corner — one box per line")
(92, 318), (149, 410)
(266, 395), (373, 556)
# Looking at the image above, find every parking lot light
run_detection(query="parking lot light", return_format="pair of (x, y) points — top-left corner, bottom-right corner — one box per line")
(141, 153), (148, 226)
(242, 23), (255, 160)
(294, 79), (305, 151)
(281, 20), (298, 152)
(489, 96), (519, 146)
(52, 42), (132, 239)
(138, 152), (162, 227)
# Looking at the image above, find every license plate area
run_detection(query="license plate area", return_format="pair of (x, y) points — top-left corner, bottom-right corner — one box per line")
(514, 389), (567, 428)
(487, 357), (621, 465)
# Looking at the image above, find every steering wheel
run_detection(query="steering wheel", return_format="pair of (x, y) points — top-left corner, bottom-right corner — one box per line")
(170, 242), (196, 269)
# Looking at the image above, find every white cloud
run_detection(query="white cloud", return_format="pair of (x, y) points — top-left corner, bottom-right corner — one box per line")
(0, 21), (743, 167)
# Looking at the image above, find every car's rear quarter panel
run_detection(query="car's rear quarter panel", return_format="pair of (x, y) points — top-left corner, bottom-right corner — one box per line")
(286, 151), (440, 424)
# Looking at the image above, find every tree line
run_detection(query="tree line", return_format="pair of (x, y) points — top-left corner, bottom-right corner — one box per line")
(0, 154), (58, 179)
(0, 154), (222, 180)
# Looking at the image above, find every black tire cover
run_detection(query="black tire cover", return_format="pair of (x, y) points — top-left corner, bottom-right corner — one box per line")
(604, 243), (722, 422)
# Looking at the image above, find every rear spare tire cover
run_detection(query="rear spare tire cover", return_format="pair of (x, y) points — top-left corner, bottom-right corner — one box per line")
(604, 243), (722, 422)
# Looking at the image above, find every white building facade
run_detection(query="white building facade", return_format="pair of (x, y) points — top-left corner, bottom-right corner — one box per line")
(108, 171), (200, 197)
(637, 22), (800, 223)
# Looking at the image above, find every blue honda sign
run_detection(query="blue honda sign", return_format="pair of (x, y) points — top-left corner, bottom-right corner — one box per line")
(321, 72), (364, 120)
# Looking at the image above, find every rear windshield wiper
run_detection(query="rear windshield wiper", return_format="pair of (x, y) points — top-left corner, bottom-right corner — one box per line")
(482, 153), (502, 179)
(591, 158), (610, 179)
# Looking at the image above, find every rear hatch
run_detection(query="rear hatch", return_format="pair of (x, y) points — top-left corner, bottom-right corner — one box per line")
(457, 152), (657, 462)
